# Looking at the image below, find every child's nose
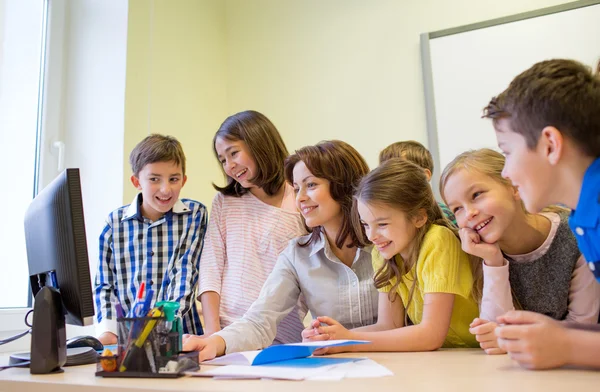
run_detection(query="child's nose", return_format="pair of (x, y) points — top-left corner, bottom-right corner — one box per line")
(467, 207), (478, 219)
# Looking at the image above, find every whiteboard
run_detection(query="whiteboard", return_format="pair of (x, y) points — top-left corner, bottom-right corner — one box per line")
(421, 1), (600, 197)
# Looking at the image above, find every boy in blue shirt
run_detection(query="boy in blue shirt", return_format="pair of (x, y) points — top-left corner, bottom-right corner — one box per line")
(482, 59), (600, 370)
(94, 134), (208, 344)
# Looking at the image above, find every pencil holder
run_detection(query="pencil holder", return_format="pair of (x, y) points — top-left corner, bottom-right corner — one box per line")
(95, 316), (198, 378)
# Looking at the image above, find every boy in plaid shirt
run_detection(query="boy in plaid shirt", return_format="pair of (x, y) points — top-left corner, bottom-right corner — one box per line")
(94, 134), (207, 344)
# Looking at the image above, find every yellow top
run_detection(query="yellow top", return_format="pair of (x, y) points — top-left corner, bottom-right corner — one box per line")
(372, 224), (479, 348)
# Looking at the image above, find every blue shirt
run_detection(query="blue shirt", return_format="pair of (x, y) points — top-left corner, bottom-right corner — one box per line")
(94, 193), (208, 335)
(569, 157), (600, 283)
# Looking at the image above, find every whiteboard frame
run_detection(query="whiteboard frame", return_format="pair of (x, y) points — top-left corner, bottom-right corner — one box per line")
(420, 0), (600, 200)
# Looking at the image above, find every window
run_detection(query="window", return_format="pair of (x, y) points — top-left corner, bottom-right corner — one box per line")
(0, 0), (49, 309)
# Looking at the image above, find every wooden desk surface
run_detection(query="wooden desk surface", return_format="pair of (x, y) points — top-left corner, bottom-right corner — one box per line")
(1, 350), (600, 392)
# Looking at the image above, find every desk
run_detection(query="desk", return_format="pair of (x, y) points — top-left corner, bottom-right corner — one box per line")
(1, 350), (600, 392)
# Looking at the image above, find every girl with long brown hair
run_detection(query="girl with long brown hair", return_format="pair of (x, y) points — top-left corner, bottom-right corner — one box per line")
(304, 158), (480, 352)
(199, 110), (307, 343)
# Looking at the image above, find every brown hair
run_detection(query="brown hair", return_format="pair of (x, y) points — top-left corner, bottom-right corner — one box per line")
(213, 110), (289, 197)
(355, 159), (482, 312)
(284, 140), (370, 250)
(379, 140), (434, 173)
(129, 134), (186, 177)
(483, 59), (600, 157)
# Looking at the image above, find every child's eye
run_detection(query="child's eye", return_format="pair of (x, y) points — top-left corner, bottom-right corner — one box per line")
(361, 222), (369, 229)
(378, 223), (388, 228)
(170, 178), (179, 183)
(219, 159), (226, 165)
(149, 177), (158, 182)
(452, 206), (462, 214)
(473, 191), (483, 199)
(293, 187), (299, 194)
(307, 182), (316, 188)
(231, 151), (238, 157)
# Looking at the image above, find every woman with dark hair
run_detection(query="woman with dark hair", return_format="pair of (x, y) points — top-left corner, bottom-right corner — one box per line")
(185, 140), (378, 360)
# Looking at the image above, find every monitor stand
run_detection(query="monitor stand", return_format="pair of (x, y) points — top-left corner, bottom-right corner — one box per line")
(11, 286), (67, 374)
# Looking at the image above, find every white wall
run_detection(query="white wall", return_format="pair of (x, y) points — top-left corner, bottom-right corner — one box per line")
(60, 0), (129, 338)
(223, 0), (570, 169)
(0, 0), (129, 353)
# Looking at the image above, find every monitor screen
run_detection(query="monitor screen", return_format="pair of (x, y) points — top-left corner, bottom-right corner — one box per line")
(24, 168), (94, 326)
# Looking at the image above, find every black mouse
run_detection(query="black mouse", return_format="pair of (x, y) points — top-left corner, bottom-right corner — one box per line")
(66, 335), (104, 351)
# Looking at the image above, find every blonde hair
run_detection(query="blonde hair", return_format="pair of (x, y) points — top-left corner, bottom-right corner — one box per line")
(439, 148), (570, 311)
(353, 159), (482, 319)
(439, 148), (567, 215)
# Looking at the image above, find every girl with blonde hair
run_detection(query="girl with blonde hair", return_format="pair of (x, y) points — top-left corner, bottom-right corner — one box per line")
(440, 148), (599, 355)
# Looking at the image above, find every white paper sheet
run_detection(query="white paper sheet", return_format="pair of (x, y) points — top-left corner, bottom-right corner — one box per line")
(188, 357), (393, 380)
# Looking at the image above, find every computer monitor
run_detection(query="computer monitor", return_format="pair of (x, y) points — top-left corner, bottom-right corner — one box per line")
(22, 168), (95, 373)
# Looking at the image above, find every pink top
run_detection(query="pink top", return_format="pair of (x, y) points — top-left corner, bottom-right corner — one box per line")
(480, 212), (600, 323)
(199, 184), (308, 343)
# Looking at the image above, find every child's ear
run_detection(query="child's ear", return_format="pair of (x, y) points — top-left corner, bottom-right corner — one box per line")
(512, 186), (522, 202)
(423, 169), (432, 181)
(413, 209), (428, 228)
(131, 175), (142, 190)
(182, 175), (188, 187)
(540, 126), (564, 165)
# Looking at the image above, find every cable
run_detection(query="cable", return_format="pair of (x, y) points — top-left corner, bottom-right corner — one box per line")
(0, 329), (30, 345)
(0, 310), (34, 345)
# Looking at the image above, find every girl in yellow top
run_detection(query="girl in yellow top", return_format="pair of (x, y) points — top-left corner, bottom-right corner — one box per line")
(303, 158), (481, 351)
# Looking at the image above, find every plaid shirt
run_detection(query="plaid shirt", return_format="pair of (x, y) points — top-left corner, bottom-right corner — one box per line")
(94, 194), (207, 336)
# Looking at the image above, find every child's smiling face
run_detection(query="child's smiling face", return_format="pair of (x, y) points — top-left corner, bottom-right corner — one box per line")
(131, 160), (186, 222)
(357, 200), (426, 261)
(215, 137), (258, 189)
(443, 168), (521, 245)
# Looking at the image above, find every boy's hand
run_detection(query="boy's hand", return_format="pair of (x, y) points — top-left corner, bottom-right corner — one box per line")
(469, 318), (505, 355)
(182, 334), (226, 362)
(459, 228), (503, 266)
(302, 318), (330, 342)
(98, 332), (117, 345)
(495, 311), (570, 369)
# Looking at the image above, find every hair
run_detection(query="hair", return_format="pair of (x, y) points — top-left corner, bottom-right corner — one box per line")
(439, 148), (570, 311)
(483, 59), (600, 157)
(439, 148), (569, 216)
(213, 110), (289, 197)
(440, 149), (513, 201)
(129, 134), (186, 177)
(284, 140), (370, 250)
(378, 140), (434, 173)
(354, 159), (483, 316)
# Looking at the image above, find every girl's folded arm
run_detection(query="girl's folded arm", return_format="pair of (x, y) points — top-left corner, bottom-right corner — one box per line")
(350, 293), (454, 352)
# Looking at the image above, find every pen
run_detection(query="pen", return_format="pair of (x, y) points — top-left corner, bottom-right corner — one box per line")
(128, 282), (146, 317)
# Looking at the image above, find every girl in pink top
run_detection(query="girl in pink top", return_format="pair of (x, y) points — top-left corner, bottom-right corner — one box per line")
(440, 149), (600, 355)
(199, 110), (307, 343)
